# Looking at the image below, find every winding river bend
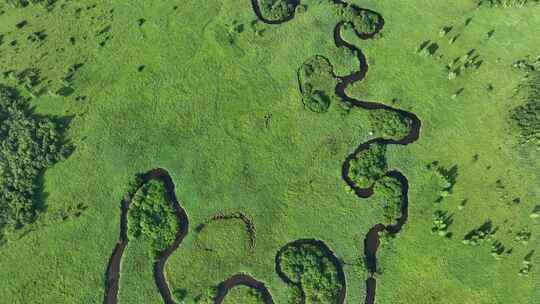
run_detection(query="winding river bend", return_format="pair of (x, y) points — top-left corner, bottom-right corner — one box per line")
(215, 273), (275, 304)
(104, 1), (421, 303)
(103, 168), (189, 304)
(252, 1), (421, 303)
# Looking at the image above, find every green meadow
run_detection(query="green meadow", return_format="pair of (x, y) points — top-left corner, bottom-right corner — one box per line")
(0, 0), (538, 303)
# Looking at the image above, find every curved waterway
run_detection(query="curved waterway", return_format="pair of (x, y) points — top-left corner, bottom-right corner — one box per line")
(104, 1), (421, 303)
(251, 1), (421, 303)
(103, 168), (189, 304)
(215, 273), (275, 304)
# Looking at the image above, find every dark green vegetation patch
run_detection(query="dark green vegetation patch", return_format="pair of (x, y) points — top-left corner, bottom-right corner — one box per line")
(0, 85), (68, 235)
(222, 285), (265, 304)
(347, 142), (387, 189)
(255, 0), (299, 22)
(373, 175), (405, 226)
(277, 239), (344, 304)
(510, 59), (540, 148)
(297, 55), (338, 113)
(368, 109), (412, 140)
(339, 5), (382, 36)
(127, 179), (180, 253)
(475, 0), (539, 7)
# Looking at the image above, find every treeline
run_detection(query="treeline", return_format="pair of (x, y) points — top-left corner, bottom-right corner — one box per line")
(0, 85), (70, 235)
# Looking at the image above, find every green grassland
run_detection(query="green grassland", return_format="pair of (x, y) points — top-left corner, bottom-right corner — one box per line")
(0, 0), (538, 303)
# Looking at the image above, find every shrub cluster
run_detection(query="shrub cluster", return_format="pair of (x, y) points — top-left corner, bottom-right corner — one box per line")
(297, 56), (337, 113)
(431, 210), (452, 237)
(518, 252), (534, 277)
(4, 0), (57, 9)
(127, 179), (180, 253)
(339, 5), (382, 36)
(445, 49), (483, 80)
(0, 85), (69, 234)
(475, 0), (539, 7)
(223, 286), (264, 304)
(257, 0), (299, 22)
(426, 161), (458, 202)
(279, 241), (342, 304)
(513, 226), (531, 245)
(368, 109), (412, 140)
(510, 63), (540, 148)
(373, 175), (404, 225)
(348, 143), (387, 189)
(194, 286), (218, 304)
(462, 221), (495, 246)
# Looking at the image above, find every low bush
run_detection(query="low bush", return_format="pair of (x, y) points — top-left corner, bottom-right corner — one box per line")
(510, 66), (540, 148)
(5, 0), (57, 9)
(347, 143), (387, 189)
(0, 85), (69, 235)
(223, 285), (265, 304)
(475, 0), (539, 7)
(127, 179), (180, 253)
(431, 210), (452, 237)
(297, 56), (337, 113)
(426, 161), (458, 202)
(368, 109), (412, 139)
(462, 220), (495, 246)
(339, 5), (382, 36)
(373, 175), (404, 225)
(257, 0), (299, 22)
(278, 240), (343, 304)
(194, 286), (218, 304)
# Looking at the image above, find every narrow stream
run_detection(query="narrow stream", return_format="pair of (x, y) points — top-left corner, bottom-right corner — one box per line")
(103, 169), (189, 304)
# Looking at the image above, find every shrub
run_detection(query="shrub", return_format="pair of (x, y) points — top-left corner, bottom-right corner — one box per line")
(426, 162), (458, 202)
(195, 286), (218, 304)
(0, 85), (69, 235)
(510, 68), (540, 147)
(475, 0), (539, 7)
(127, 179), (180, 253)
(257, 0), (299, 22)
(431, 210), (452, 237)
(368, 109), (412, 139)
(347, 143), (387, 189)
(518, 251), (534, 276)
(513, 227), (531, 244)
(373, 175), (404, 225)
(340, 5), (382, 36)
(223, 285), (265, 304)
(5, 0), (57, 9)
(462, 220), (495, 246)
(278, 240), (343, 304)
(297, 56), (337, 113)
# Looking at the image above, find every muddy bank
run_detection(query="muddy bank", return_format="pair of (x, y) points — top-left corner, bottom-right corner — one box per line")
(103, 168), (189, 304)
(215, 273), (274, 304)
